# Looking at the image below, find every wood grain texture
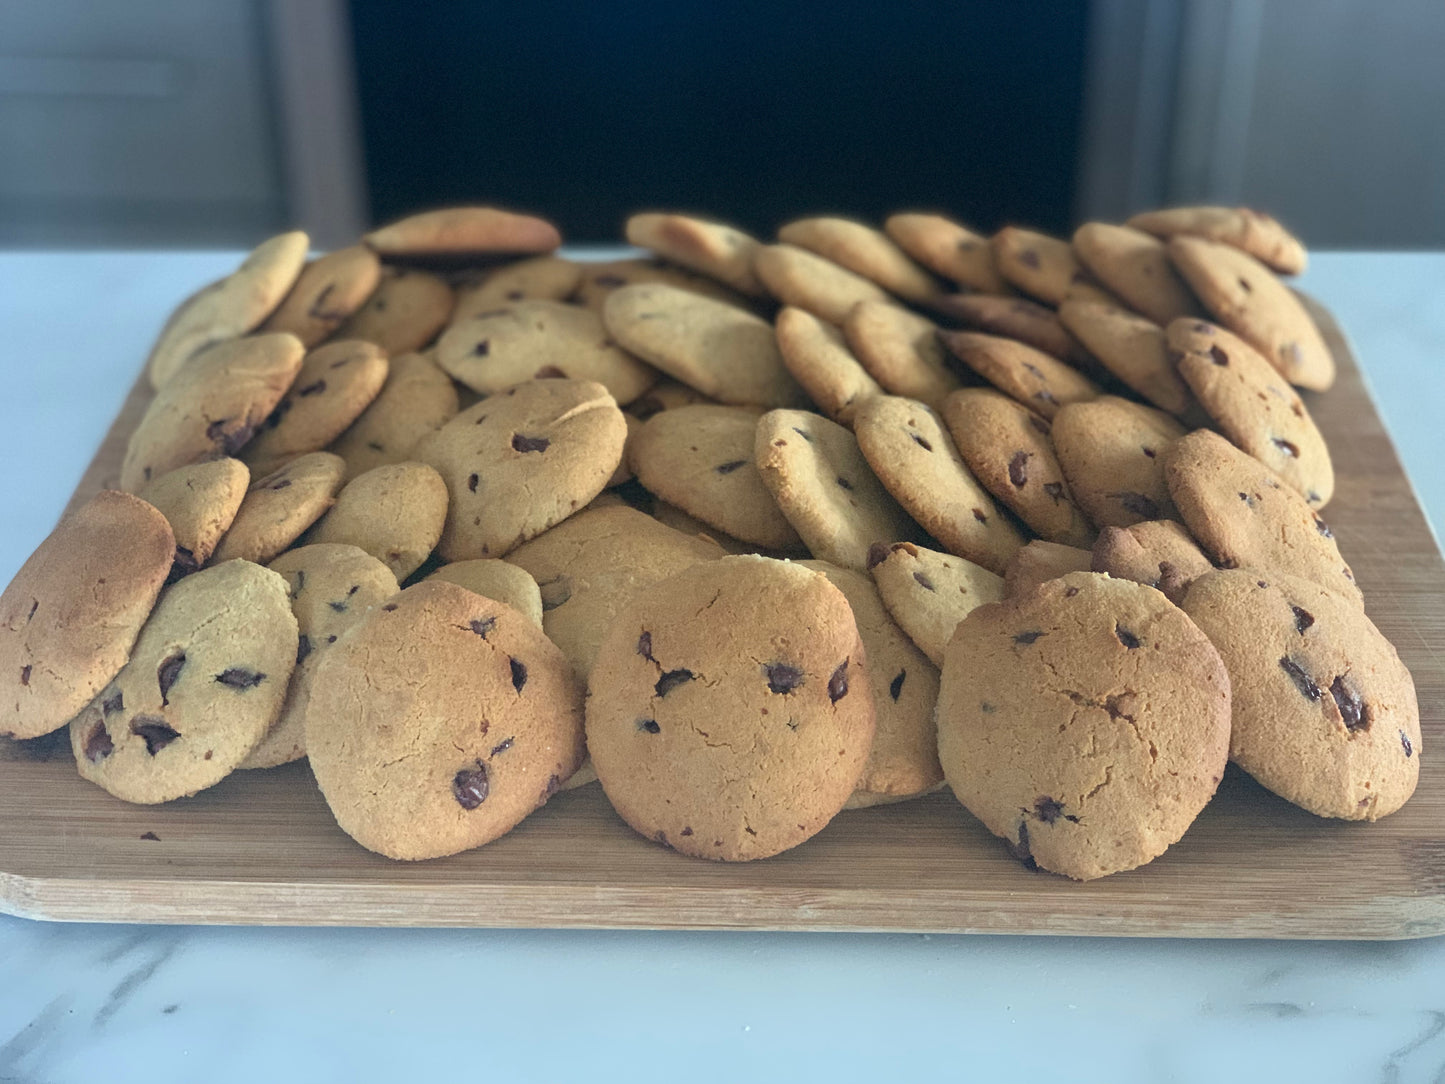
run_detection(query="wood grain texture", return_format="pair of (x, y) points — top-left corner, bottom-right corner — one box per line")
(3, 297), (1443, 937)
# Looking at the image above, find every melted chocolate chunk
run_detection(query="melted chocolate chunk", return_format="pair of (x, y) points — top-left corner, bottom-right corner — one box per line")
(911, 433), (934, 452)
(1402, 730), (1414, 757)
(84, 721), (114, 762)
(1014, 630), (1045, 645)
(866, 542), (892, 569)
(206, 419), (254, 456)
(836, 475), (854, 492)
(827, 660), (849, 703)
(637, 631), (654, 661)
(470, 616), (497, 639)
(1008, 451), (1030, 487)
(973, 508), (988, 523)
(1330, 675), (1368, 731)
(511, 434), (550, 454)
(131, 716), (180, 755)
(680, 826), (693, 836)
(913, 571), (935, 591)
(1115, 624), (1140, 649)
(1034, 796), (1064, 824)
(1019, 250), (1041, 269)
(473, 340), (491, 357)
(1112, 492), (1161, 519)
(297, 379), (327, 397)
(216, 668), (265, 689)
(1042, 481), (1065, 502)
(637, 718), (661, 734)
(1291, 606), (1314, 635)
(102, 691), (124, 715)
(654, 669), (694, 697)
(889, 670), (906, 701)
(157, 652), (186, 705)
(140, 831), (160, 841)
(765, 663), (804, 694)
(1209, 344), (1229, 366)
(383, 603), (399, 612)
(1279, 656), (1322, 701)
(1272, 437), (1300, 458)
(452, 763), (489, 809)
(714, 459), (747, 475)
(296, 635), (312, 665)
(509, 657), (528, 693)
(490, 737), (514, 756)
(19, 664), (30, 687)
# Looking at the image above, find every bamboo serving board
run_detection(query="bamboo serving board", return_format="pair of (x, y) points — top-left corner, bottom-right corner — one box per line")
(2, 299), (1443, 938)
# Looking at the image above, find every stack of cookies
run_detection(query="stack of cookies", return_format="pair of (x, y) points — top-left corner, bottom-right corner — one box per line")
(0, 202), (1420, 880)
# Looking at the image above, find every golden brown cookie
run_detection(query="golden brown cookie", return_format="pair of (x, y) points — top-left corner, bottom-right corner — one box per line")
(327, 352), (460, 481)
(1127, 206), (1307, 275)
(137, 458), (251, 579)
(450, 256), (583, 323)
(1056, 299), (1200, 419)
(625, 212), (767, 297)
(1050, 396), (1185, 529)
(425, 559), (543, 628)
(1091, 519), (1214, 606)
(572, 257), (753, 312)
(991, 227), (1112, 307)
(934, 293), (1091, 366)
(752, 244), (892, 324)
(777, 216), (947, 305)
(261, 244), (383, 347)
(774, 306), (882, 426)
(1002, 540), (1094, 598)
(1071, 222), (1201, 326)
(332, 267), (455, 356)
(210, 452), (347, 565)
(304, 462), (448, 581)
(866, 541), (1005, 666)
(938, 330), (1100, 420)
(883, 212), (1009, 294)
(843, 301), (961, 410)
(363, 206), (561, 261)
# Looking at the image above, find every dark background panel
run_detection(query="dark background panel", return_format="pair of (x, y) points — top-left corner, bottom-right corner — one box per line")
(349, 1), (1090, 241)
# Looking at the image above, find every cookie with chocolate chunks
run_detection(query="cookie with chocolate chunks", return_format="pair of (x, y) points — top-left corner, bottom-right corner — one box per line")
(1003, 540), (1093, 599)
(262, 244), (382, 347)
(211, 452), (347, 565)
(868, 541), (1005, 667)
(332, 267), (454, 356)
(883, 212), (1009, 295)
(1091, 520), (1214, 606)
(137, 458), (250, 580)
(1051, 396), (1185, 529)
(328, 352), (459, 482)
(777, 216), (947, 306)
(938, 330), (1100, 420)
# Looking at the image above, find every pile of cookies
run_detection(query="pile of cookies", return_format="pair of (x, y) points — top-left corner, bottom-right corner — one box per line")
(0, 203), (1421, 880)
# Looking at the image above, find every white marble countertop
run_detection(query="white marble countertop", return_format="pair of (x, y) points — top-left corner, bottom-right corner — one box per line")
(1, 251), (1444, 1082)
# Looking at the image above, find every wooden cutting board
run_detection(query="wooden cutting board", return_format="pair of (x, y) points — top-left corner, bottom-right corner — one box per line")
(2, 299), (1442, 938)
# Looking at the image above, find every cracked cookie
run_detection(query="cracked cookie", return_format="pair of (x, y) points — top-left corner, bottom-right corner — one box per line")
(306, 580), (585, 860)
(586, 555), (875, 861)
(936, 571), (1231, 880)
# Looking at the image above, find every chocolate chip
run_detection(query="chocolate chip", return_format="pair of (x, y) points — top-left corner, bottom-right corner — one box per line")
(1272, 437), (1300, 458)
(913, 571), (935, 591)
(216, 668), (265, 689)
(328, 599), (349, 613)
(1028, 414), (1051, 436)
(383, 603), (399, 612)
(543, 773), (562, 797)
(1238, 491), (1255, 508)
(654, 669), (694, 697)
(637, 718), (661, 734)
(1007, 820), (1038, 870)
(157, 652), (186, 705)
(637, 631), (654, 661)
(1314, 514), (1333, 539)
(1034, 796), (1064, 824)
(1112, 492), (1161, 519)
(205, 419), (254, 456)
(297, 379), (327, 397)
(269, 478), (293, 491)
(25, 600), (37, 622)
(1257, 580), (1268, 588)
(681, 826), (693, 836)
(1014, 630), (1045, 645)
(1279, 656), (1322, 701)
(1141, 446), (1157, 459)
(1237, 277), (1253, 294)
(84, 721), (113, 762)
(470, 616), (496, 639)
(102, 691), (124, 715)
(534, 365), (567, 379)
(1330, 675), (1368, 731)
(511, 434), (550, 453)
(296, 635), (312, 665)
(866, 542), (891, 569)
(1115, 625), (1140, 649)
(473, 340), (491, 357)
(19, 664), (30, 687)
(467, 473), (479, 493)
(765, 663), (804, 694)
(509, 657), (527, 692)
(911, 433), (934, 452)
(1023, 362), (1045, 380)
(827, 660), (849, 703)
(980, 701), (997, 714)
(452, 763), (489, 809)
(1291, 605), (1314, 634)
(1209, 345), (1229, 366)
(836, 475), (854, 491)
(1008, 451), (1030, 487)
(972, 508), (988, 523)
(140, 831), (160, 841)
(889, 670), (906, 701)
(131, 716), (180, 755)
(1065, 586), (1080, 597)
(1019, 250), (1041, 269)
(490, 737), (513, 756)
(1043, 481), (1065, 502)
(715, 459), (747, 475)
(1402, 730), (1414, 757)
(792, 426), (814, 443)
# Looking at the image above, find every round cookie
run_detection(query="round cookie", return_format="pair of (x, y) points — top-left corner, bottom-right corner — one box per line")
(602, 283), (804, 409)
(940, 388), (1095, 548)
(933, 293), (1091, 366)
(1050, 396), (1185, 529)
(1126, 206), (1307, 276)
(883, 212), (1009, 294)
(241, 544), (399, 769)
(774, 306), (882, 426)
(626, 376), (716, 421)
(937, 571), (1232, 880)
(306, 581), (586, 860)
(754, 409), (921, 572)
(1166, 236), (1334, 391)
(1, 491), (175, 740)
(120, 333), (305, 493)
(70, 559), (297, 803)
(586, 555), (875, 861)
(1057, 299), (1199, 419)
(990, 227), (1113, 307)
(332, 267), (454, 356)
(625, 212), (767, 297)
(363, 206), (561, 260)
(210, 451), (347, 565)
(243, 339), (390, 476)
(938, 330), (1100, 420)
(777, 217), (947, 305)
(866, 541), (1005, 666)
(843, 301), (960, 409)
(450, 256), (583, 323)
(304, 462), (448, 581)
(572, 257), (753, 312)
(261, 244), (382, 347)
(1003, 540), (1094, 598)
(1091, 520), (1214, 605)
(649, 499), (754, 554)
(146, 230), (309, 388)
(415, 378), (627, 560)
(1164, 429), (1359, 603)
(628, 405), (801, 551)
(852, 395), (1023, 574)
(327, 352), (460, 481)
(426, 559), (543, 628)
(798, 560), (943, 807)
(436, 299), (656, 406)
(506, 505), (725, 681)
(752, 244), (892, 325)
(1072, 222), (1202, 326)
(137, 457), (250, 579)
(1181, 570), (1418, 820)
(1168, 317), (1334, 507)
